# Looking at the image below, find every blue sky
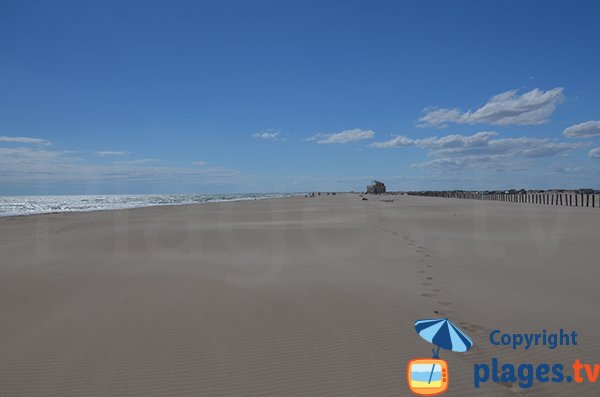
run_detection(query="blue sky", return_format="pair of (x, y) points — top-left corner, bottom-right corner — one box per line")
(1, 0), (600, 194)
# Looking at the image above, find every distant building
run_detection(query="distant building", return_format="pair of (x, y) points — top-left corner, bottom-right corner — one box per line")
(367, 180), (386, 194)
(577, 188), (594, 194)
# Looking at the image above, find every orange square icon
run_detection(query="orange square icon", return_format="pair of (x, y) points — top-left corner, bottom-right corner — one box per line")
(407, 358), (449, 396)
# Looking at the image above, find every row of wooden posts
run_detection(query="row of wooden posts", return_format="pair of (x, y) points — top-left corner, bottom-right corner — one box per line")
(408, 191), (600, 208)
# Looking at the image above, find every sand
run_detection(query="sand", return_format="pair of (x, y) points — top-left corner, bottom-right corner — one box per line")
(1, 194), (599, 396)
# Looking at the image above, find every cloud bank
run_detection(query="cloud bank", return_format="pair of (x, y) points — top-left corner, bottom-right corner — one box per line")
(0, 138), (240, 192)
(371, 131), (587, 170)
(418, 88), (565, 127)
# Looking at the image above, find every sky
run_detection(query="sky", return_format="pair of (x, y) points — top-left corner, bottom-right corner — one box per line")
(1, 0), (600, 195)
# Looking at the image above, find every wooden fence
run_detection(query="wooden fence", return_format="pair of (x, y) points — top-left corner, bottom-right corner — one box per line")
(408, 192), (600, 208)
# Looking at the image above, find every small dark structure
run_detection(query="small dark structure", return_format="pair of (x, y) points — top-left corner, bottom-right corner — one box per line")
(366, 180), (386, 194)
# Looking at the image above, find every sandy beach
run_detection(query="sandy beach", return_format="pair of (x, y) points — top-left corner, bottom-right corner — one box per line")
(1, 194), (599, 396)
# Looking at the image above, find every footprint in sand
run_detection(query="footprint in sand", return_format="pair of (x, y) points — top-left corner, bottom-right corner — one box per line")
(436, 301), (453, 306)
(458, 322), (486, 334)
(421, 293), (440, 298)
(496, 372), (527, 393)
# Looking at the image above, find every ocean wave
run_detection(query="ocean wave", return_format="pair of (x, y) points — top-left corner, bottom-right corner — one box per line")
(0, 193), (291, 217)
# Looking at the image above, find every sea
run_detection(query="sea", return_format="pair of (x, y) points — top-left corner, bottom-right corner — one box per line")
(0, 193), (292, 217)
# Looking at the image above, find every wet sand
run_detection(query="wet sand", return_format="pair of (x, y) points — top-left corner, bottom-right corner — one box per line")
(0, 194), (599, 396)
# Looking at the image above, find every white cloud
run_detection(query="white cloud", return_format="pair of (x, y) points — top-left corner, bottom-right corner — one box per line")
(369, 135), (414, 148)
(589, 148), (600, 159)
(252, 131), (280, 140)
(371, 131), (587, 170)
(410, 156), (477, 169)
(418, 88), (565, 127)
(308, 128), (375, 144)
(0, 136), (50, 145)
(192, 161), (206, 166)
(563, 120), (600, 138)
(95, 151), (127, 157)
(371, 131), (497, 151)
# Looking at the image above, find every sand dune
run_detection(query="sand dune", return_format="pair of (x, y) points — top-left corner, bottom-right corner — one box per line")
(1, 194), (599, 396)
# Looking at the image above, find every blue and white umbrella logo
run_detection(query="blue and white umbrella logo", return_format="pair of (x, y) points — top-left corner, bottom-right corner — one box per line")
(414, 318), (473, 384)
